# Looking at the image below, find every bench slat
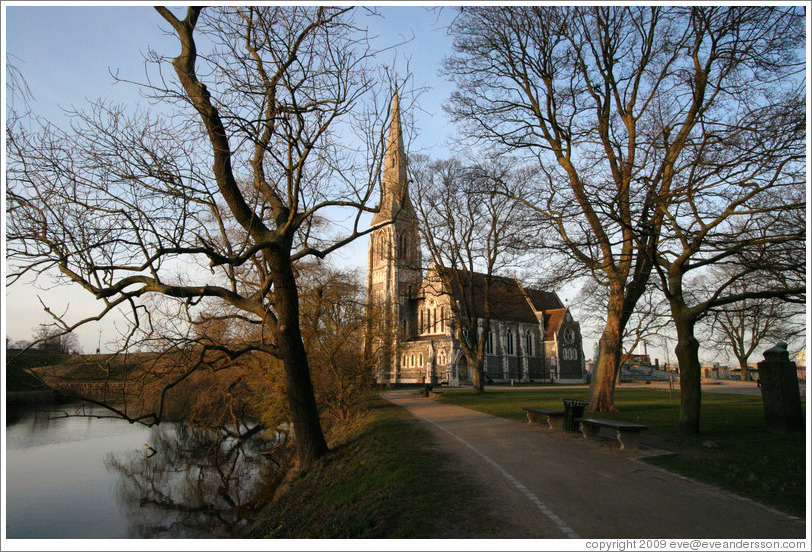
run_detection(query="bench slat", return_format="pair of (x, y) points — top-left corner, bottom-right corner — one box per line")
(523, 406), (565, 430)
(575, 418), (647, 430)
(575, 418), (647, 450)
(524, 407), (564, 415)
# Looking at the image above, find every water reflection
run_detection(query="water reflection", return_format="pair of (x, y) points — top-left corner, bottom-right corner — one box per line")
(105, 424), (290, 538)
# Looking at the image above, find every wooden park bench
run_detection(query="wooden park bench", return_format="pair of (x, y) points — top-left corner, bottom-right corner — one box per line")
(575, 417), (648, 451)
(523, 407), (565, 430)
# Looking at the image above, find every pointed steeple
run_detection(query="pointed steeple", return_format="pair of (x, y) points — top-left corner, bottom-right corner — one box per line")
(372, 89), (414, 225)
(385, 88), (407, 187)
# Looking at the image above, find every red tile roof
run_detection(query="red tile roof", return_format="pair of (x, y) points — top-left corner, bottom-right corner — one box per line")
(543, 308), (567, 340)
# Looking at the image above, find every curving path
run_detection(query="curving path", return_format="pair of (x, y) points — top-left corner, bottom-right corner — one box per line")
(383, 389), (806, 540)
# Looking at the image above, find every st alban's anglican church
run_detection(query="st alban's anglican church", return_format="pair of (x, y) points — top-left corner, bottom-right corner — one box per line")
(365, 92), (586, 386)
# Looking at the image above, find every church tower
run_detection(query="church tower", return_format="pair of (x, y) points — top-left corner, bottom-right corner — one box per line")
(366, 90), (422, 383)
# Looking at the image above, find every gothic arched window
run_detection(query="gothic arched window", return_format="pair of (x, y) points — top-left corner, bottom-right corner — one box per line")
(485, 330), (494, 355)
(506, 329), (514, 355)
(525, 331), (533, 356)
(419, 354), (424, 367)
(376, 233), (387, 261)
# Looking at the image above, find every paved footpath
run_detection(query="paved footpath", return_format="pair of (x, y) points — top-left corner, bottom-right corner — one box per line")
(383, 390), (806, 540)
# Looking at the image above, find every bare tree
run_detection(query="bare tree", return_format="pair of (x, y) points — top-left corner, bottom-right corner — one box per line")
(442, 6), (805, 418)
(31, 325), (82, 355)
(6, 6), (391, 467)
(410, 156), (532, 392)
(576, 279), (670, 378)
(702, 287), (804, 383)
(655, 200), (805, 434)
(631, 5), (806, 434)
(443, 6), (676, 411)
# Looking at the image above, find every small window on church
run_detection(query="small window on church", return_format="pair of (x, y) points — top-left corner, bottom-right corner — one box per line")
(402, 354), (407, 367)
(419, 354), (423, 367)
(485, 330), (494, 355)
(526, 331), (533, 356)
(506, 329), (514, 355)
(410, 354), (415, 367)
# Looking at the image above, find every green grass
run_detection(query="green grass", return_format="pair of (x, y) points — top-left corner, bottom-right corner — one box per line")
(438, 386), (807, 518)
(246, 398), (499, 538)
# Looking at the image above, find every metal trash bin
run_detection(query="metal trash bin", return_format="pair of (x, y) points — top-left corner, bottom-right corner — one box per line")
(561, 398), (590, 432)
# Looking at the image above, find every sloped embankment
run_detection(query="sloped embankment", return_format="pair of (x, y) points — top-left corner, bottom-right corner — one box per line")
(246, 397), (502, 538)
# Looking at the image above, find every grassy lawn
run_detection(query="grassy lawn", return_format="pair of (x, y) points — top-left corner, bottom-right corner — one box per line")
(438, 386), (807, 518)
(246, 398), (502, 538)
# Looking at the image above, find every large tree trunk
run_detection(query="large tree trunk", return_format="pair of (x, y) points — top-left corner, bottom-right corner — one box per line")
(470, 353), (485, 393)
(739, 359), (750, 383)
(587, 293), (624, 412)
(273, 251), (329, 467)
(674, 311), (701, 436)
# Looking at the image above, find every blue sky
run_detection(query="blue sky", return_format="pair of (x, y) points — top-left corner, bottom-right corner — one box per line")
(5, 5), (457, 149)
(3, 4), (465, 351)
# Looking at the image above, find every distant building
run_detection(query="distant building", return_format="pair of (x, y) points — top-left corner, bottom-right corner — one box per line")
(626, 353), (651, 366)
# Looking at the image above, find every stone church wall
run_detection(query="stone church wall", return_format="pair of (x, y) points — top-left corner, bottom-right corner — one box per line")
(506, 356), (521, 380)
(527, 357), (547, 381)
(484, 355), (500, 378)
(559, 358), (583, 381)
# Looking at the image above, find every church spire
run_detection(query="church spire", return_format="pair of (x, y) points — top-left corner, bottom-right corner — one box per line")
(372, 89), (414, 225)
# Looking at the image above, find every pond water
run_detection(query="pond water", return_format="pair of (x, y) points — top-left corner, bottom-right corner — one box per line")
(5, 402), (284, 539)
